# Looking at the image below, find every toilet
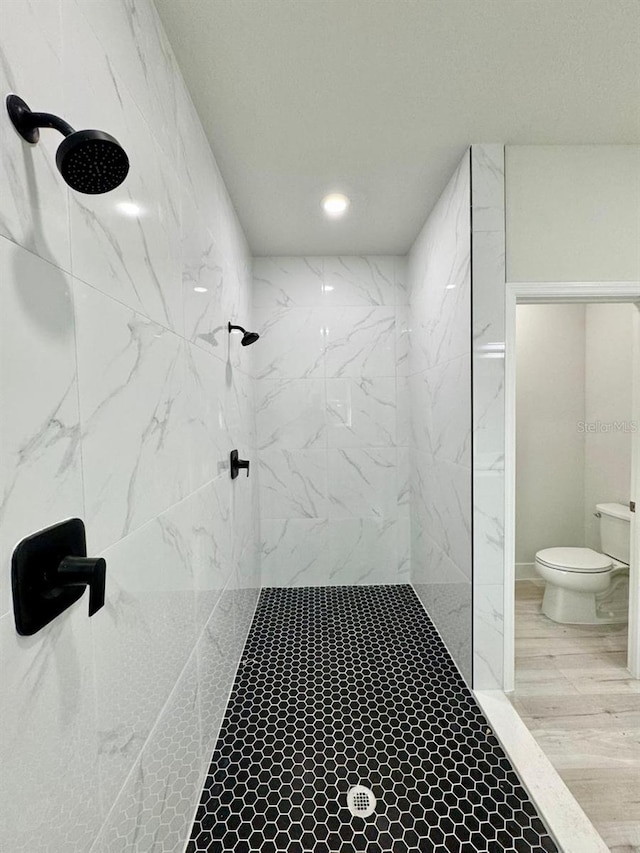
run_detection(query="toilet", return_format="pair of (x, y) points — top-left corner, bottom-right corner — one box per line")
(535, 502), (632, 624)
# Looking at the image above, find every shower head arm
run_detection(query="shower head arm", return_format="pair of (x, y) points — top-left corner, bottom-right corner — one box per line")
(7, 94), (75, 144)
(228, 322), (247, 335)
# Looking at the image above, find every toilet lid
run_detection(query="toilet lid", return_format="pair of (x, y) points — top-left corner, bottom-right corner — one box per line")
(536, 547), (613, 573)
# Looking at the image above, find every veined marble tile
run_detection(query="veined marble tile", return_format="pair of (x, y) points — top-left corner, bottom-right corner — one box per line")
(0, 606), (101, 853)
(185, 344), (254, 490)
(261, 518), (329, 587)
(396, 374), (411, 448)
(397, 517), (411, 581)
(396, 305), (410, 376)
(325, 306), (396, 378)
(0, 0), (71, 271)
(473, 469), (505, 586)
(96, 653), (201, 853)
(173, 476), (232, 631)
(328, 447), (397, 519)
(64, 3), (183, 333)
(322, 256), (396, 306)
(474, 583), (505, 689)
(397, 446), (410, 519)
(94, 504), (197, 812)
(327, 518), (398, 585)
(196, 581), (238, 775)
(326, 377), (396, 448)
(426, 355), (472, 465)
(394, 256), (409, 306)
(72, 0), (178, 162)
(256, 378), (326, 450)
(74, 282), (189, 552)
(259, 450), (327, 519)
(253, 306), (326, 379)
(0, 238), (83, 618)
(471, 144), (505, 232)
(253, 256), (323, 307)
(472, 229), (506, 344)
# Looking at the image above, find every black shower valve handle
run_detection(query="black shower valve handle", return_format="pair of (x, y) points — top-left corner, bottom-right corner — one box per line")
(230, 449), (250, 479)
(52, 555), (107, 617)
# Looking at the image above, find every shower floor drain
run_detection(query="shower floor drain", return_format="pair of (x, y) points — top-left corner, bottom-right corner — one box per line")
(346, 785), (376, 818)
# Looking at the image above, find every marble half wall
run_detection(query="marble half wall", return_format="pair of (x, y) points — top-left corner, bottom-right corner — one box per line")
(252, 256), (409, 586)
(0, 2), (258, 851)
(408, 152), (473, 683)
(471, 145), (507, 690)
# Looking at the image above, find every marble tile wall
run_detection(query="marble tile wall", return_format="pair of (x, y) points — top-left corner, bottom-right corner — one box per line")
(0, 1), (259, 851)
(471, 145), (507, 690)
(407, 153), (473, 684)
(252, 256), (409, 586)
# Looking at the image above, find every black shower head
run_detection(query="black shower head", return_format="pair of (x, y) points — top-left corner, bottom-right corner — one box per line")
(56, 130), (129, 194)
(6, 94), (129, 194)
(228, 322), (260, 347)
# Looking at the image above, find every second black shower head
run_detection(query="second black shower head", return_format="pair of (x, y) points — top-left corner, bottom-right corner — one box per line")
(228, 322), (260, 347)
(7, 94), (129, 194)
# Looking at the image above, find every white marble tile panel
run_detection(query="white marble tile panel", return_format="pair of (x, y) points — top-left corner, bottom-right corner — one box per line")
(397, 517), (411, 581)
(0, 238), (83, 617)
(63, 3), (183, 332)
(253, 306), (326, 380)
(428, 356), (472, 466)
(325, 306), (396, 378)
(0, 606), (101, 853)
(397, 446), (410, 519)
(94, 504), (196, 812)
(72, 0), (178, 161)
(322, 256), (396, 306)
(74, 282), (189, 553)
(327, 447), (397, 519)
(474, 584), (505, 689)
(326, 377), (396, 448)
(261, 518), (329, 587)
(259, 450), (327, 519)
(328, 518), (398, 585)
(0, 0), (71, 271)
(96, 653), (201, 853)
(185, 344), (254, 490)
(256, 378), (326, 450)
(471, 144), (505, 233)
(196, 582), (238, 774)
(394, 256), (409, 306)
(396, 305), (410, 376)
(396, 374), (411, 448)
(474, 469), (505, 586)
(253, 256), (324, 307)
(472, 230), (506, 344)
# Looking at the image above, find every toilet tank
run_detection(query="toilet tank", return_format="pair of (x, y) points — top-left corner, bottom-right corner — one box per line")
(597, 502), (632, 564)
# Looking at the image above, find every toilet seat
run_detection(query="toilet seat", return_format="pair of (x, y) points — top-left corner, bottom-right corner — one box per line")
(536, 547), (612, 573)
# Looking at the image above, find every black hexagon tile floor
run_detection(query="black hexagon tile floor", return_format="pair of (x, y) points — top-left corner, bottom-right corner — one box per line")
(187, 585), (558, 853)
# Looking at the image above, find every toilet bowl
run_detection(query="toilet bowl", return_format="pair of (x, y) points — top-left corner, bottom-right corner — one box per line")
(534, 502), (631, 625)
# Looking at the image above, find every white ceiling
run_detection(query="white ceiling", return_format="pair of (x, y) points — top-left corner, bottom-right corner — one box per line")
(154, 0), (640, 256)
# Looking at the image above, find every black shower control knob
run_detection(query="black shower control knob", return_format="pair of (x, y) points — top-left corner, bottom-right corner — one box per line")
(12, 518), (107, 635)
(230, 449), (250, 479)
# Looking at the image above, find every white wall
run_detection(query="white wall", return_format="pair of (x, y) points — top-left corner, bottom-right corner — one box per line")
(515, 305), (587, 566)
(506, 145), (640, 282)
(252, 256), (409, 586)
(0, 2), (259, 851)
(584, 303), (636, 548)
(409, 153), (472, 683)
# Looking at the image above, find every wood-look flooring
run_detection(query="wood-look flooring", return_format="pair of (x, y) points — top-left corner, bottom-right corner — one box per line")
(511, 580), (640, 853)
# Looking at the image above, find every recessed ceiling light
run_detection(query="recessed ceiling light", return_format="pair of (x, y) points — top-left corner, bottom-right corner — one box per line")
(193, 286), (208, 293)
(322, 193), (350, 218)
